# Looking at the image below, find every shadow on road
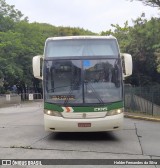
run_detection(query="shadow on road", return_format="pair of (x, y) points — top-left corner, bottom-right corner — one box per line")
(48, 132), (120, 141)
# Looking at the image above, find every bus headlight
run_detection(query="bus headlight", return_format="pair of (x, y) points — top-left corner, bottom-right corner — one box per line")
(44, 110), (62, 117)
(106, 108), (123, 116)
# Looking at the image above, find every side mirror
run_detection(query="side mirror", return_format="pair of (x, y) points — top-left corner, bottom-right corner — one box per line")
(32, 55), (43, 80)
(121, 53), (132, 78)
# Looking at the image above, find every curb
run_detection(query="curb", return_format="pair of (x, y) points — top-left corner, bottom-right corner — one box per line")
(124, 113), (160, 122)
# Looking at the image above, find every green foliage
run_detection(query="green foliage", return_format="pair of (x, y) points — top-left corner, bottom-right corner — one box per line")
(101, 14), (160, 86)
(0, 0), (160, 94)
(0, 0), (28, 21)
(129, 0), (160, 7)
(0, 0), (96, 94)
(102, 21), (130, 52)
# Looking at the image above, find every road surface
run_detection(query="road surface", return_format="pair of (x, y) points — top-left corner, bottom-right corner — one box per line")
(0, 102), (160, 168)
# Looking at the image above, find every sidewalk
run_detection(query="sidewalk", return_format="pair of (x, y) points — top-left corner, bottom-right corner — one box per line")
(124, 112), (160, 122)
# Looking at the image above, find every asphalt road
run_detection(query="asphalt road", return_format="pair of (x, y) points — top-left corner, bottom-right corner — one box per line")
(0, 102), (160, 168)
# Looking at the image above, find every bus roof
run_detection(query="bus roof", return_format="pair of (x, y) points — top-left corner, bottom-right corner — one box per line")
(46, 35), (117, 41)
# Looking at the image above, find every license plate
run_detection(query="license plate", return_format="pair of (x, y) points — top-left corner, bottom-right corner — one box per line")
(78, 123), (91, 127)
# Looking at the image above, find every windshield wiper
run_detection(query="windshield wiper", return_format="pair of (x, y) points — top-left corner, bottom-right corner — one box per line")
(63, 80), (80, 106)
(64, 81), (105, 105)
(84, 82), (104, 104)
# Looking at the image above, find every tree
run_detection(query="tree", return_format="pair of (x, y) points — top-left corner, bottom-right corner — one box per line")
(101, 14), (160, 86)
(0, 1), (96, 94)
(0, 14), (15, 31)
(129, 0), (160, 7)
(0, 0), (28, 21)
(102, 21), (131, 52)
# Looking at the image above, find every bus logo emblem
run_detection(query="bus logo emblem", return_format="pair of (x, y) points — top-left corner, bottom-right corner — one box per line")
(94, 107), (108, 112)
(82, 113), (87, 118)
(62, 107), (74, 113)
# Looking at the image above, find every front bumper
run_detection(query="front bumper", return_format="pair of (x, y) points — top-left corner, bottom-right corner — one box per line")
(44, 113), (123, 132)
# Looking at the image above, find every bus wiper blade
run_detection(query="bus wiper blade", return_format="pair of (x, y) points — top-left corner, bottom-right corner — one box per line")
(85, 82), (104, 104)
(63, 81), (80, 106)
(63, 88), (73, 106)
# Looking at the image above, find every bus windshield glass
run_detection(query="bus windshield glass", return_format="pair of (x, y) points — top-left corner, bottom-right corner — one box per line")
(44, 59), (122, 105)
(45, 39), (119, 57)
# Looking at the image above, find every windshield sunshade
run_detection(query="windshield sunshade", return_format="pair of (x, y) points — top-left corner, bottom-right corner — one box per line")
(45, 39), (119, 57)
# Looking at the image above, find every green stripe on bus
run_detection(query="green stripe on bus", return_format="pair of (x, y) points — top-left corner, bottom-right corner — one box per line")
(44, 103), (63, 112)
(44, 101), (123, 112)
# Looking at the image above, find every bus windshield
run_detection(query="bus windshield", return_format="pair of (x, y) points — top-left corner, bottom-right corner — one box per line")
(44, 59), (122, 105)
(45, 39), (119, 57)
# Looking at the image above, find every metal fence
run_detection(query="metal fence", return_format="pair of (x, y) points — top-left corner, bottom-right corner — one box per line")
(0, 93), (43, 107)
(124, 85), (160, 116)
(21, 93), (43, 101)
(1, 88), (160, 116)
(0, 94), (21, 107)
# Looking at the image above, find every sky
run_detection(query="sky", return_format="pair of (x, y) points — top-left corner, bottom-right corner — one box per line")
(5, 0), (159, 33)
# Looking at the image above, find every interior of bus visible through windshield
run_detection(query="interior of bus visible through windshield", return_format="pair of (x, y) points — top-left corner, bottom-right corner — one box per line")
(44, 59), (122, 105)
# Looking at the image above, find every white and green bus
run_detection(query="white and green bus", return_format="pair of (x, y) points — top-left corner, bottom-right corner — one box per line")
(33, 36), (132, 132)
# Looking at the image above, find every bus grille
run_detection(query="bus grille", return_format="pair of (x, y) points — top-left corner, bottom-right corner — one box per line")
(61, 112), (107, 119)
